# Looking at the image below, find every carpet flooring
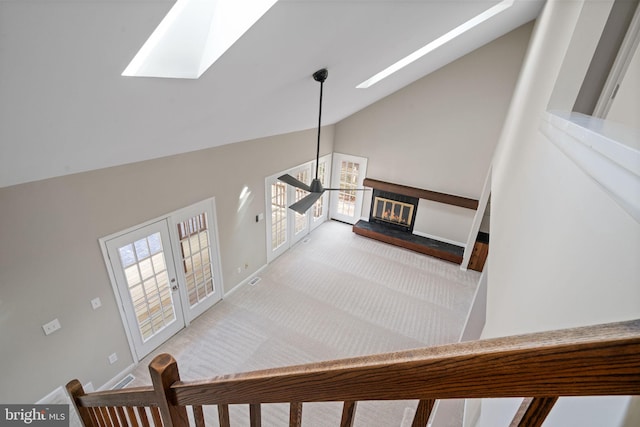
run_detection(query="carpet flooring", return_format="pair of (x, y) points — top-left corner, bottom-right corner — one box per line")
(128, 220), (480, 426)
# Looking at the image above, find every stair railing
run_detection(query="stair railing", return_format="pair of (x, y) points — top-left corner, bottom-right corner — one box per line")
(67, 319), (640, 427)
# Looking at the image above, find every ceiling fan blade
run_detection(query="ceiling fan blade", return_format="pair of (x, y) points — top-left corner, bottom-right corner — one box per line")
(278, 174), (311, 192)
(288, 191), (324, 214)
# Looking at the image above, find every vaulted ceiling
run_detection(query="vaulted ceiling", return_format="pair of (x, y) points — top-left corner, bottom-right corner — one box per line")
(0, 0), (543, 188)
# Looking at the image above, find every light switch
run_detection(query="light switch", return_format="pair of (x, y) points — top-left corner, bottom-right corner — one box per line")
(91, 297), (102, 310)
(42, 318), (61, 335)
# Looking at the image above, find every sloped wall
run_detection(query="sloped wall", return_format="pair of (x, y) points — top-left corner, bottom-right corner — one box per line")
(334, 23), (533, 244)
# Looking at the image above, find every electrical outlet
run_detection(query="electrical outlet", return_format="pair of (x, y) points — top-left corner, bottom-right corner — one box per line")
(91, 297), (102, 310)
(42, 318), (61, 336)
(108, 353), (118, 364)
(237, 267), (242, 273)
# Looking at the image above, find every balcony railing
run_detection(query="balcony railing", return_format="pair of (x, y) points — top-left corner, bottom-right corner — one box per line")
(67, 319), (640, 427)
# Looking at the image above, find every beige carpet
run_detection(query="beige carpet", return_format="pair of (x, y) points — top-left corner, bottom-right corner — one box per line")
(129, 220), (480, 426)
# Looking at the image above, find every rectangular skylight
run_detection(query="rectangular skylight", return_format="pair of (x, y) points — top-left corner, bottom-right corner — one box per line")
(356, 0), (514, 88)
(122, 0), (278, 79)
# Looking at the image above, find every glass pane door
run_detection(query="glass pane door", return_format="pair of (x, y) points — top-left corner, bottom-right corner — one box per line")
(170, 198), (223, 322)
(311, 155), (331, 231)
(330, 153), (368, 224)
(106, 220), (185, 359)
(291, 165), (311, 244)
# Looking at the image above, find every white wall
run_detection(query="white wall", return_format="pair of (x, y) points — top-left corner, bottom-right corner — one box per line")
(334, 23), (533, 244)
(0, 127), (333, 403)
(481, 0), (640, 425)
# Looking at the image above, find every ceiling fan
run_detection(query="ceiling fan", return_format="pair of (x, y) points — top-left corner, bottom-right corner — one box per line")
(278, 68), (368, 214)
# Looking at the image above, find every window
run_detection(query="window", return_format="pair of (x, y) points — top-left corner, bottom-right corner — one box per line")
(271, 181), (288, 250)
(330, 153), (368, 224)
(176, 213), (215, 307)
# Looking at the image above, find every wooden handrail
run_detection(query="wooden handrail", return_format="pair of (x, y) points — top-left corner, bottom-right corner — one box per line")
(67, 319), (640, 427)
(70, 385), (157, 407)
(170, 319), (640, 404)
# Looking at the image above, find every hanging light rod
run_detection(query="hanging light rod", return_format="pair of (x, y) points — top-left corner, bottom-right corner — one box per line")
(277, 68), (368, 214)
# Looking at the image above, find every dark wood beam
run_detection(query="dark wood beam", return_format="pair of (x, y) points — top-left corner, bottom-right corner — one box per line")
(363, 178), (478, 210)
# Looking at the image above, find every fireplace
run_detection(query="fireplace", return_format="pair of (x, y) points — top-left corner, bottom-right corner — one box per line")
(369, 190), (418, 232)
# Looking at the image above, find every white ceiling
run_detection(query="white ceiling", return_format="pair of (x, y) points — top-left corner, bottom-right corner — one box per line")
(0, 0), (543, 188)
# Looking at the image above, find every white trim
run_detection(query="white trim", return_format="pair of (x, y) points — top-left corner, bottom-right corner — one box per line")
(541, 111), (640, 222)
(224, 264), (268, 298)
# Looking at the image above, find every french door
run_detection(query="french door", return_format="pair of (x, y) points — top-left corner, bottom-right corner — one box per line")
(330, 153), (368, 224)
(169, 199), (223, 322)
(103, 198), (223, 361)
(106, 220), (184, 360)
(310, 157), (330, 231)
(266, 155), (331, 262)
(289, 164), (312, 246)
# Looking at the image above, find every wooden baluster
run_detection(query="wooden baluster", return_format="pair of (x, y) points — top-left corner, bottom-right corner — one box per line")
(289, 402), (303, 427)
(108, 408), (121, 427)
(125, 408), (139, 427)
(150, 407), (162, 427)
(340, 401), (357, 427)
(88, 408), (101, 427)
(115, 407), (129, 427)
(136, 408), (151, 427)
(149, 354), (189, 427)
(510, 397), (559, 427)
(217, 404), (230, 427)
(411, 399), (435, 427)
(249, 404), (262, 427)
(94, 408), (107, 427)
(100, 407), (113, 427)
(192, 406), (205, 427)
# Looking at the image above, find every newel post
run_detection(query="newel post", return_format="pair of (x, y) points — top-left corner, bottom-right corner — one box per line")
(65, 380), (96, 427)
(149, 353), (189, 427)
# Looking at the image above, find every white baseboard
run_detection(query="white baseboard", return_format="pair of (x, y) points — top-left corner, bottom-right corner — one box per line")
(224, 264), (268, 298)
(37, 386), (69, 404)
(412, 230), (466, 248)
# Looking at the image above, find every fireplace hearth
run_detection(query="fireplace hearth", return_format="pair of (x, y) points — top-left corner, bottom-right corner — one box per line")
(353, 178), (480, 265)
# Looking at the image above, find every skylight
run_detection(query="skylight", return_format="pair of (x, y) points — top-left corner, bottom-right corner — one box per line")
(122, 0), (278, 79)
(356, 0), (514, 88)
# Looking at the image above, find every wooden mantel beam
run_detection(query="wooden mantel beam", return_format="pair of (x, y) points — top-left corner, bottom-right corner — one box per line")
(363, 178), (479, 210)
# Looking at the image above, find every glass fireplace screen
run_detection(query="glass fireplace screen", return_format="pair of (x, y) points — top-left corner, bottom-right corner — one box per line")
(372, 197), (414, 226)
